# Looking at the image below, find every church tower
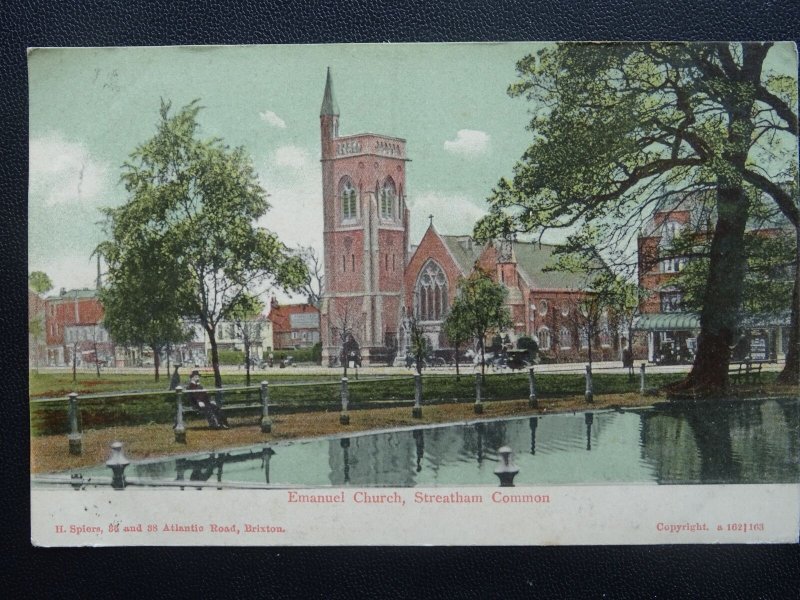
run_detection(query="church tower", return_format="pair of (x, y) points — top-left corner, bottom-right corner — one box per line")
(319, 68), (411, 365)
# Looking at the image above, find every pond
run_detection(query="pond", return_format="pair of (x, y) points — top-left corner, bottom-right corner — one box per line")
(75, 398), (799, 486)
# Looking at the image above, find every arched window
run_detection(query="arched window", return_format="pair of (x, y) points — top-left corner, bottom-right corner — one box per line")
(537, 326), (551, 350)
(340, 178), (357, 221)
(414, 260), (448, 321)
(380, 178), (396, 220)
(559, 326), (572, 349)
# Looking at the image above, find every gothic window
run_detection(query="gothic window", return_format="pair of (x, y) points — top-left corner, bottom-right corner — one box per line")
(380, 178), (396, 220)
(340, 179), (357, 221)
(559, 326), (572, 349)
(537, 326), (551, 350)
(538, 299), (548, 315)
(414, 260), (448, 321)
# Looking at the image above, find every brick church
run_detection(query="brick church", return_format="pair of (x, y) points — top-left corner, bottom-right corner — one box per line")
(318, 70), (606, 366)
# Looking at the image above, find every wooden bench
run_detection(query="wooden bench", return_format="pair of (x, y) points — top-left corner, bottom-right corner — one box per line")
(728, 361), (763, 386)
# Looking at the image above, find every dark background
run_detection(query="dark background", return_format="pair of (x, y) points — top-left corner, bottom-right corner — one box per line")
(3, 1), (799, 597)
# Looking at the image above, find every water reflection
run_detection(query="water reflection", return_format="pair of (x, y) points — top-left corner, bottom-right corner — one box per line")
(88, 398), (798, 487)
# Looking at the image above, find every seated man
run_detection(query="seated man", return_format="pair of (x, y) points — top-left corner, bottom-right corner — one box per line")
(186, 370), (229, 430)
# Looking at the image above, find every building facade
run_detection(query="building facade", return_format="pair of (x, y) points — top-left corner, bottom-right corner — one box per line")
(44, 288), (114, 367)
(270, 302), (321, 350)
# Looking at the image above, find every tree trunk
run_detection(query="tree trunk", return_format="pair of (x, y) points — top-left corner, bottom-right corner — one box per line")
(208, 326), (223, 390)
(454, 341), (461, 381)
(244, 337), (252, 386)
(777, 226), (800, 385)
(152, 345), (160, 382)
(480, 338), (486, 377)
(71, 343), (77, 383)
(684, 186), (750, 394)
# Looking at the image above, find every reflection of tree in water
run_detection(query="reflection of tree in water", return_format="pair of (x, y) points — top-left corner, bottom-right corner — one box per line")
(682, 405), (741, 483)
(777, 399), (800, 466)
(327, 432), (418, 486)
(413, 429), (424, 472)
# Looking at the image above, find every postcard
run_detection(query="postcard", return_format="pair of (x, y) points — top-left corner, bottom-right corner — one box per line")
(29, 42), (799, 546)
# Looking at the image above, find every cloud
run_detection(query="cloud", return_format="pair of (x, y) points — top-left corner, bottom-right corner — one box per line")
(272, 145), (313, 170)
(29, 134), (113, 207)
(407, 191), (487, 243)
(259, 109), (287, 129)
(443, 129), (491, 157)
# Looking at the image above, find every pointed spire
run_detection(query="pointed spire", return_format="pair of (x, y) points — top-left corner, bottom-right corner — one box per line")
(320, 67), (340, 117)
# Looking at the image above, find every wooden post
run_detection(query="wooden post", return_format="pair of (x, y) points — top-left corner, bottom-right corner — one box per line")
(528, 366), (538, 408)
(412, 374), (423, 418)
(174, 386), (186, 444)
(474, 372), (484, 414)
(340, 377), (350, 425)
(640, 363), (646, 395)
(67, 392), (82, 455)
(585, 364), (594, 404)
(260, 381), (272, 433)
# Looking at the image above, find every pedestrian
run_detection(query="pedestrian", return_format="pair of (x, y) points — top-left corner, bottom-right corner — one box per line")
(186, 369), (229, 430)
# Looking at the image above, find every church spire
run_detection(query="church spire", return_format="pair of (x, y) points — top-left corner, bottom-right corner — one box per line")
(320, 67), (340, 116)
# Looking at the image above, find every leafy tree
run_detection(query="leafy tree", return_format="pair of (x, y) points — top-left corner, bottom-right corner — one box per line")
(442, 296), (472, 380)
(455, 268), (512, 375)
(408, 318), (430, 375)
(99, 236), (193, 381)
(28, 271), (53, 295)
(102, 100), (307, 389)
(516, 335), (538, 360)
(475, 42), (798, 394)
(230, 296), (265, 386)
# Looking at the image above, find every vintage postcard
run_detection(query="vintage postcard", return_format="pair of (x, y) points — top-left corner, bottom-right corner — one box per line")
(29, 42), (799, 546)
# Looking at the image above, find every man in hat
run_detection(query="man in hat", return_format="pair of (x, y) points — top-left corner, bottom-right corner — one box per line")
(186, 370), (229, 430)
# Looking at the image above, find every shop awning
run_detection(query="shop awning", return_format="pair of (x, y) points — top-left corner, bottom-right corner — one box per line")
(632, 313), (700, 332)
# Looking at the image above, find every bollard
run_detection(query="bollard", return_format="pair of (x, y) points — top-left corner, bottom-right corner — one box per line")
(340, 377), (350, 425)
(412, 374), (423, 418)
(528, 366), (538, 408)
(494, 446), (520, 487)
(67, 392), (82, 455)
(260, 381), (272, 433)
(106, 441), (130, 490)
(585, 364), (594, 404)
(640, 363), (646, 395)
(174, 386), (186, 444)
(474, 372), (484, 414)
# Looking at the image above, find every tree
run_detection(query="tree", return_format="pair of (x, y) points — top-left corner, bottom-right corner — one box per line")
(475, 42), (798, 394)
(99, 235), (193, 382)
(328, 297), (363, 377)
(230, 296), (265, 386)
(28, 271), (53, 295)
(442, 296), (472, 380)
(102, 100), (307, 389)
(455, 268), (512, 375)
(408, 318), (429, 375)
(297, 245), (324, 306)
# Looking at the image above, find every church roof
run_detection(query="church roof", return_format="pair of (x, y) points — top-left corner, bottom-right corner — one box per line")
(512, 242), (594, 290)
(440, 235), (485, 273)
(320, 67), (340, 117)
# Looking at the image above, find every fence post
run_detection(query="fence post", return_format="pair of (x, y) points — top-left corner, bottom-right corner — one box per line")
(67, 392), (82, 455)
(585, 364), (594, 404)
(412, 374), (423, 418)
(528, 366), (538, 408)
(640, 363), (646, 395)
(340, 377), (350, 425)
(105, 441), (130, 490)
(174, 386), (186, 444)
(474, 372), (484, 414)
(260, 381), (272, 433)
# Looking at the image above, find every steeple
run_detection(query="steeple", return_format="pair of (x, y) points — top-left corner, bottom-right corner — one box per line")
(320, 67), (339, 116)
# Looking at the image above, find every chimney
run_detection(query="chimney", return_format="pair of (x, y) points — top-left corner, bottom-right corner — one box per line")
(60, 287), (66, 296)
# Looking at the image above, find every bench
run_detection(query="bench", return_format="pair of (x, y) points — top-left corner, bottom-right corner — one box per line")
(728, 361), (763, 386)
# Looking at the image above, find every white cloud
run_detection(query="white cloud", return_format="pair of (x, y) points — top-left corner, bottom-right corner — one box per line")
(29, 134), (112, 207)
(407, 191), (487, 243)
(272, 145), (313, 170)
(259, 109), (287, 129)
(443, 129), (491, 157)
(29, 254), (100, 294)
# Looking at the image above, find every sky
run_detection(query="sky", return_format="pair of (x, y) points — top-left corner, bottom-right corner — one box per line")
(28, 42), (798, 297)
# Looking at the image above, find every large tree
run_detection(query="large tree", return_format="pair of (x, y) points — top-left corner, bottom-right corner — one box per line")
(475, 42), (798, 394)
(103, 100), (307, 388)
(28, 271), (53, 295)
(442, 295), (472, 381)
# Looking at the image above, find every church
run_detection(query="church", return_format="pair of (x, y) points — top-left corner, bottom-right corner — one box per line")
(318, 70), (606, 366)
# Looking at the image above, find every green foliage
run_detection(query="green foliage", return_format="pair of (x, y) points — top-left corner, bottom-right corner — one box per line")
(212, 349), (246, 365)
(28, 271), (53, 294)
(101, 100), (308, 385)
(516, 336), (539, 358)
(442, 295), (473, 349)
(267, 346), (321, 364)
